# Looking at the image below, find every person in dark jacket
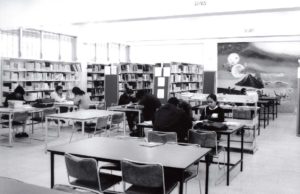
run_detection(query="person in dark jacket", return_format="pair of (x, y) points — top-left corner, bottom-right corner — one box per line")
(200, 93), (224, 122)
(118, 86), (138, 133)
(3, 85), (25, 107)
(2, 85), (28, 138)
(136, 90), (161, 123)
(153, 97), (192, 142)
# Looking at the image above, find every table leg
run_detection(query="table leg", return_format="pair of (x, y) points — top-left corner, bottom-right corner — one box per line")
(241, 127), (244, 171)
(179, 172), (184, 194)
(50, 152), (55, 188)
(267, 105), (270, 125)
(226, 134), (230, 186)
(45, 118), (48, 150)
(123, 113), (126, 136)
(57, 119), (61, 137)
(272, 101), (275, 120)
(8, 113), (12, 146)
(205, 155), (210, 194)
(82, 121), (85, 135)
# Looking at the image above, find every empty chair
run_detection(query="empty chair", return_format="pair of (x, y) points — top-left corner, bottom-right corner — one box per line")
(64, 153), (121, 193)
(147, 131), (177, 144)
(188, 129), (226, 183)
(31, 107), (58, 131)
(121, 159), (179, 194)
(110, 113), (124, 132)
(69, 115), (111, 143)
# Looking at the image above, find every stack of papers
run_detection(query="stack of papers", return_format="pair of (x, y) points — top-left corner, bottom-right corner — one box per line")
(139, 142), (163, 147)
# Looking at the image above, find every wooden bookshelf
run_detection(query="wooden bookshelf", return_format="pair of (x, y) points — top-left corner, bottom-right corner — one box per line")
(86, 64), (105, 102)
(118, 63), (154, 94)
(0, 58), (81, 104)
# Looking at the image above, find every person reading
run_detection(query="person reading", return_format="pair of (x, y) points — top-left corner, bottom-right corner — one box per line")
(200, 93), (224, 122)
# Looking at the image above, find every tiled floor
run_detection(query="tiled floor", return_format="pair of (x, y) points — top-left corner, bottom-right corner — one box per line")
(0, 113), (300, 194)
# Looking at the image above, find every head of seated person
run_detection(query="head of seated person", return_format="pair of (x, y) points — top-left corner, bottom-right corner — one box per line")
(167, 97), (180, 107)
(207, 94), (218, 109)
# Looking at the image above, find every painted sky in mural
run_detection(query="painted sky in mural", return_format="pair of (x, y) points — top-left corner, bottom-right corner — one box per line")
(217, 42), (299, 113)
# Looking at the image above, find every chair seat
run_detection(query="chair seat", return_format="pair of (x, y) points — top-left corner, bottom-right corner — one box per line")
(70, 173), (121, 192)
(125, 178), (178, 194)
(1, 121), (25, 126)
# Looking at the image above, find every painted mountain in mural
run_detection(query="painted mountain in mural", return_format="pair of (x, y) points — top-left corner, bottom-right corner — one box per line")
(235, 74), (264, 89)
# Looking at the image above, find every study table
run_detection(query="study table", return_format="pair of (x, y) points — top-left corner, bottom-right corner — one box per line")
(47, 137), (212, 194)
(138, 121), (245, 186)
(0, 177), (68, 194)
(259, 96), (280, 120)
(44, 109), (125, 149)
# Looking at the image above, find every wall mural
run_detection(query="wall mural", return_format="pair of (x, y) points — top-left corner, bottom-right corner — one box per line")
(217, 42), (299, 113)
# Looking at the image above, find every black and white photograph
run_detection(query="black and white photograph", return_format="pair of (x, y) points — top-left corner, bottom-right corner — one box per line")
(0, 0), (300, 194)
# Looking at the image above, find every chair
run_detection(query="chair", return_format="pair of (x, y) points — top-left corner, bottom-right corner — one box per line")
(188, 129), (226, 184)
(31, 107), (58, 131)
(69, 115), (111, 143)
(110, 113), (125, 133)
(147, 131), (177, 144)
(121, 159), (179, 194)
(64, 153), (122, 194)
(2, 112), (29, 140)
(177, 143), (202, 194)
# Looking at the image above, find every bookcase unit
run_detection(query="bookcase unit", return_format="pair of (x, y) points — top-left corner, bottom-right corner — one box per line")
(119, 63), (154, 95)
(0, 58), (81, 104)
(86, 64), (105, 101)
(169, 62), (204, 95)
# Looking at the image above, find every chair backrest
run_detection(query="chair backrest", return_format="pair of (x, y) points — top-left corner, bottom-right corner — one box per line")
(147, 131), (177, 144)
(64, 153), (99, 184)
(96, 115), (111, 129)
(111, 113), (124, 125)
(43, 107), (58, 117)
(121, 159), (165, 190)
(13, 112), (28, 123)
(188, 129), (216, 148)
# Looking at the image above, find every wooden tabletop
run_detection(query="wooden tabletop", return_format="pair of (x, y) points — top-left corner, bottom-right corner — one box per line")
(46, 109), (122, 120)
(48, 137), (211, 169)
(0, 177), (67, 194)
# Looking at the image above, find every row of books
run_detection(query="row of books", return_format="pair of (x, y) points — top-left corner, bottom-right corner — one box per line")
(87, 74), (105, 81)
(3, 82), (76, 92)
(170, 74), (203, 82)
(3, 72), (78, 81)
(87, 82), (104, 89)
(120, 63), (153, 73)
(2, 60), (81, 72)
(171, 83), (201, 92)
(119, 82), (153, 90)
(170, 63), (203, 74)
(87, 64), (105, 72)
(119, 74), (153, 82)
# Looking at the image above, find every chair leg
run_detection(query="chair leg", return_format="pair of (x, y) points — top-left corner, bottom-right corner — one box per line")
(69, 123), (75, 143)
(198, 174), (202, 194)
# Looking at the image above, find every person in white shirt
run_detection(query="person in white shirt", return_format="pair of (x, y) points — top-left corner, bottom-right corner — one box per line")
(51, 85), (66, 102)
(71, 87), (91, 110)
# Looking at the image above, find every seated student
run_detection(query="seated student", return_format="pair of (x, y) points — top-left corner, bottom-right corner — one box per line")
(3, 85), (25, 107)
(200, 93), (224, 122)
(3, 85), (28, 137)
(153, 97), (192, 142)
(136, 90), (161, 123)
(178, 99), (194, 121)
(72, 87), (91, 110)
(118, 86), (138, 135)
(51, 85), (69, 113)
